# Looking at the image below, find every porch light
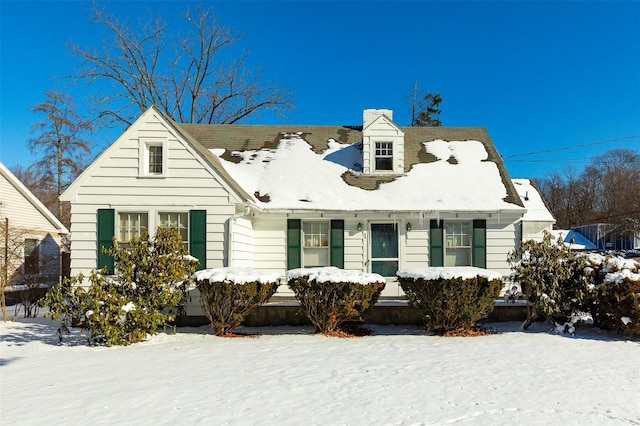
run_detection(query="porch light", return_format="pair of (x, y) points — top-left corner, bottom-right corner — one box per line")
(357, 223), (362, 232)
(406, 222), (411, 232)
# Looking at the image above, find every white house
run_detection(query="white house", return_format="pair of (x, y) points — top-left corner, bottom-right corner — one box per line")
(0, 162), (68, 286)
(61, 107), (552, 306)
(512, 178), (556, 242)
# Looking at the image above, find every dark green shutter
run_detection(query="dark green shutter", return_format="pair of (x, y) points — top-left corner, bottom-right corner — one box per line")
(429, 219), (444, 267)
(330, 220), (344, 269)
(97, 209), (115, 274)
(472, 219), (487, 269)
(287, 219), (301, 269)
(189, 210), (207, 271)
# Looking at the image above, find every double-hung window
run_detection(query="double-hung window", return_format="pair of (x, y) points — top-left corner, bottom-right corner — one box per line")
(118, 212), (149, 244)
(24, 238), (39, 275)
(375, 142), (393, 171)
(159, 212), (189, 249)
(139, 139), (167, 177)
(302, 221), (329, 267)
(444, 222), (471, 266)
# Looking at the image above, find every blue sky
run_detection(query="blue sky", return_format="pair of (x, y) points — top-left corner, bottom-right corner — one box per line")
(1, 1), (639, 180)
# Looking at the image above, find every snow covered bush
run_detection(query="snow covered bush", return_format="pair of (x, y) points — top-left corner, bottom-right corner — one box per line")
(286, 267), (385, 334)
(586, 253), (640, 336)
(42, 227), (198, 346)
(508, 231), (592, 330)
(397, 267), (502, 335)
(195, 268), (280, 336)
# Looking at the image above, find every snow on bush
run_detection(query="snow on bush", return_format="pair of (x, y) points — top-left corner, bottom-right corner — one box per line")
(585, 253), (640, 336)
(41, 227), (198, 346)
(397, 267), (503, 335)
(195, 267), (280, 336)
(286, 267), (385, 334)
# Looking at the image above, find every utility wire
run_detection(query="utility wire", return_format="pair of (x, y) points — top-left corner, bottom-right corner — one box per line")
(502, 136), (640, 160)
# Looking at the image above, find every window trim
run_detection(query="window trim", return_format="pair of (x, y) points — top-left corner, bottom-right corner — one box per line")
(444, 221), (472, 267)
(23, 238), (40, 275)
(301, 220), (330, 268)
(139, 138), (168, 178)
(374, 141), (394, 172)
(117, 211), (149, 244)
(158, 211), (189, 249)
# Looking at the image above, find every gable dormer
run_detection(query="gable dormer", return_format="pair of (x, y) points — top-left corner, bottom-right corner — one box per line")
(362, 109), (405, 175)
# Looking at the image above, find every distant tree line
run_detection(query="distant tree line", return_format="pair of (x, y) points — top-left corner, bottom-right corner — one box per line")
(537, 149), (640, 234)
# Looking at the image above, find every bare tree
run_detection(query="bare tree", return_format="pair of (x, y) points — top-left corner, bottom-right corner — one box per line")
(29, 91), (92, 225)
(538, 149), (640, 232)
(69, 4), (294, 126)
(408, 81), (442, 127)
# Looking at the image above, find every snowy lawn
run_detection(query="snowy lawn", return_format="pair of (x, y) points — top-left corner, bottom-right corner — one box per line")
(1, 313), (639, 425)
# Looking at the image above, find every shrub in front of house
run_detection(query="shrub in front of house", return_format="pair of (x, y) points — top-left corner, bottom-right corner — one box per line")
(508, 231), (593, 330)
(41, 227), (198, 346)
(397, 267), (503, 335)
(586, 253), (640, 336)
(286, 267), (386, 334)
(195, 268), (280, 336)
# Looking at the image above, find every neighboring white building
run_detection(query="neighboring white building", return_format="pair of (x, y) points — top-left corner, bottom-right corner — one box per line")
(0, 162), (68, 286)
(61, 107), (553, 308)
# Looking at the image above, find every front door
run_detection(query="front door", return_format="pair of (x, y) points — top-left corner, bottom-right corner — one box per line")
(370, 223), (398, 277)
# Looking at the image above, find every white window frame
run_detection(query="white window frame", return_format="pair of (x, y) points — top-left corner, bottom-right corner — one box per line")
(374, 141), (394, 172)
(158, 212), (189, 249)
(118, 212), (149, 244)
(139, 138), (168, 177)
(302, 221), (330, 268)
(444, 221), (472, 267)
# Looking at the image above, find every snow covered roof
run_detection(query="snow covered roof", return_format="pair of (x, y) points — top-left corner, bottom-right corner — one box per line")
(512, 179), (555, 222)
(178, 123), (525, 213)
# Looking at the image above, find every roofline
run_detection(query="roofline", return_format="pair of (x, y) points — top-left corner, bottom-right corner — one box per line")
(0, 162), (69, 233)
(150, 106), (255, 203)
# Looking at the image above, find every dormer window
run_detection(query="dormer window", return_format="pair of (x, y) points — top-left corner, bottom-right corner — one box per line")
(139, 138), (167, 177)
(362, 109), (405, 175)
(375, 142), (393, 171)
(148, 145), (163, 174)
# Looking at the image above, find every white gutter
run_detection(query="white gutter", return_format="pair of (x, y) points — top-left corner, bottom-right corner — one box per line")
(228, 204), (251, 267)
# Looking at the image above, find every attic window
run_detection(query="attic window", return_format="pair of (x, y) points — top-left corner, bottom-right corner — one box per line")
(139, 138), (167, 177)
(375, 142), (393, 171)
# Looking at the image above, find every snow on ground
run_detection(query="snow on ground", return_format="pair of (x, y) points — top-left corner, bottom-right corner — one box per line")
(1, 313), (639, 425)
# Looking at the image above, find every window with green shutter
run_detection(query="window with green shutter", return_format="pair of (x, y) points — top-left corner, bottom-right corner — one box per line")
(472, 219), (487, 268)
(97, 209), (115, 274)
(330, 220), (344, 269)
(287, 219), (301, 269)
(189, 210), (206, 271)
(429, 220), (444, 267)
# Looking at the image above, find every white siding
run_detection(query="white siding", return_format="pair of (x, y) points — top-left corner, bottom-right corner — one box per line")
(523, 221), (553, 242)
(231, 216), (255, 267)
(0, 167), (64, 284)
(65, 111), (240, 279)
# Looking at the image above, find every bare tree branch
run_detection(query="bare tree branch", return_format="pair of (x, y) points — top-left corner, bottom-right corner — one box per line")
(69, 4), (294, 125)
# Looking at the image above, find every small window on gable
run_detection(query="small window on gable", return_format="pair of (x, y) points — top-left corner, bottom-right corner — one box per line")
(140, 139), (167, 177)
(148, 145), (163, 174)
(375, 142), (393, 171)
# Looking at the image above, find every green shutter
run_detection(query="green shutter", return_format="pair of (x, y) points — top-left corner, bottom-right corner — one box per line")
(97, 209), (115, 274)
(287, 219), (301, 269)
(429, 219), (444, 267)
(190, 210), (207, 271)
(330, 220), (344, 269)
(472, 219), (487, 269)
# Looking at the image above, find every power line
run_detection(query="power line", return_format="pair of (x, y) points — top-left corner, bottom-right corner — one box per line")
(502, 136), (640, 160)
